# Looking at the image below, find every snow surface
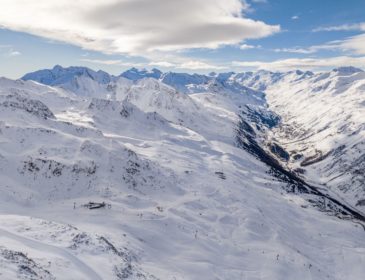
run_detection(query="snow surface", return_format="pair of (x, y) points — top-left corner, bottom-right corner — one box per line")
(235, 69), (365, 210)
(0, 66), (364, 279)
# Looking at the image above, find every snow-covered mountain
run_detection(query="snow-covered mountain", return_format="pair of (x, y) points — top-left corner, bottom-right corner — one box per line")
(22, 65), (112, 86)
(0, 66), (364, 279)
(232, 67), (365, 211)
(20, 65), (365, 211)
(120, 68), (163, 81)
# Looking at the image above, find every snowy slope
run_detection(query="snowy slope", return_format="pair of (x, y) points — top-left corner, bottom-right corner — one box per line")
(236, 67), (365, 211)
(0, 68), (364, 279)
(130, 66), (365, 213)
(20, 65), (365, 211)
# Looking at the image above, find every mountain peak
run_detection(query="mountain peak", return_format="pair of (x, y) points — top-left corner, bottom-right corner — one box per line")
(22, 65), (112, 86)
(332, 66), (364, 75)
(53, 64), (64, 71)
(120, 68), (162, 81)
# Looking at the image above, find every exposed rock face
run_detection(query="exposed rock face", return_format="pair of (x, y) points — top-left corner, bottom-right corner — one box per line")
(0, 93), (55, 119)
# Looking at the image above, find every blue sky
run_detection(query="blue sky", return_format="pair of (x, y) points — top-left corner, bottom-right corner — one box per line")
(1, 0), (365, 78)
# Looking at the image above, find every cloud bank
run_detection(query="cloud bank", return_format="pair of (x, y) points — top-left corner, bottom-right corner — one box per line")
(0, 0), (279, 56)
(313, 23), (365, 32)
(233, 56), (365, 71)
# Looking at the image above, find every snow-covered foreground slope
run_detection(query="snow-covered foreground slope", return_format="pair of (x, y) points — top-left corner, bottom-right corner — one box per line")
(1, 71), (364, 279)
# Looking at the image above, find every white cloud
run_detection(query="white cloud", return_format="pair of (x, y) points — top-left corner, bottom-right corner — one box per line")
(8, 50), (21, 56)
(251, 0), (268, 3)
(0, 0), (280, 56)
(80, 58), (147, 68)
(310, 23), (365, 54)
(80, 57), (225, 70)
(80, 58), (124, 65)
(240, 44), (261, 50)
(149, 61), (176, 68)
(299, 34), (365, 56)
(291, 15), (299, 20)
(339, 33), (365, 55)
(273, 40), (358, 55)
(177, 61), (227, 70)
(274, 47), (315, 54)
(313, 23), (365, 32)
(0, 45), (21, 57)
(150, 59), (228, 70)
(284, 23), (365, 56)
(232, 56), (365, 71)
(116, 62), (146, 68)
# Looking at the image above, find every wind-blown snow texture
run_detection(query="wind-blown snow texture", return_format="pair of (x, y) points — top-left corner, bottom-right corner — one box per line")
(0, 66), (363, 279)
